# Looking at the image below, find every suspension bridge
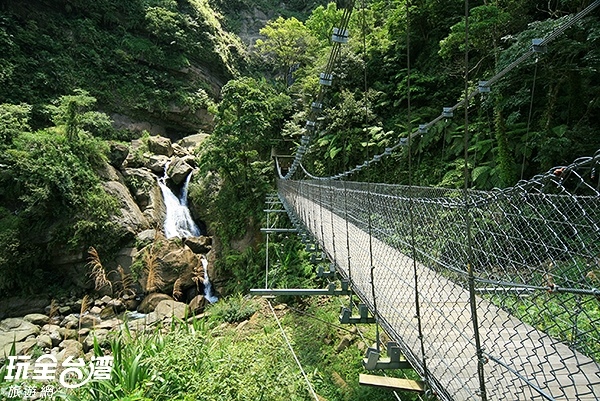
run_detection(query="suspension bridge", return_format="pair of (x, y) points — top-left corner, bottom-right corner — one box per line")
(251, 1), (600, 400)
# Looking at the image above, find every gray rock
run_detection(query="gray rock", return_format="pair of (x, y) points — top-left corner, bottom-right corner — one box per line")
(147, 135), (174, 157)
(335, 335), (353, 353)
(189, 295), (207, 314)
(58, 328), (78, 341)
(143, 311), (161, 326)
(122, 168), (166, 226)
(48, 330), (62, 347)
(83, 328), (110, 352)
(167, 158), (193, 185)
(78, 328), (90, 336)
(184, 236), (212, 254)
(154, 300), (188, 320)
(109, 142), (129, 168)
(100, 295), (113, 304)
(107, 299), (125, 313)
(138, 293), (173, 314)
(58, 306), (71, 315)
(36, 334), (53, 349)
(100, 306), (116, 319)
(0, 296), (50, 319)
(103, 180), (150, 236)
(172, 143), (188, 158)
(146, 154), (170, 173)
(57, 339), (83, 362)
(123, 297), (140, 311)
(79, 314), (101, 329)
(0, 318), (40, 350)
(178, 133), (209, 150)
(96, 160), (127, 185)
(23, 313), (50, 326)
(60, 314), (79, 330)
(90, 306), (102, 315)
(13, 338), (37, 356)
(96, 318), (122, 331)
(137, 229), (158, 245)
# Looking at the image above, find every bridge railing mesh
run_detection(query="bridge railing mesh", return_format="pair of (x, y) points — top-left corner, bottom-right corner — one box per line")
(277, 150), (600, 401)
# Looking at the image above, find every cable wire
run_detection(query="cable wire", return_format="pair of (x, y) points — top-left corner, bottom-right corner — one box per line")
(268, 300), (321, 401)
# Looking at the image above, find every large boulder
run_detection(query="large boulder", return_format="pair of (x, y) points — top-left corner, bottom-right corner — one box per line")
(167, 158), (193, 185)
(154, 300), (188, 320)
(0, 318), (40, 353)
(138, 293), (173, 314)
(136, 240), (204, 298)
(146, 154), (170, 174)
(184, 236), (212, 254)
(23, 313), (50, 326)
(103, 181), (149, 237)
(96, 161), (127, 185)
(147, 135), (174, 157)
(178, 133), (209, 151)
(123, 168), (166, 226)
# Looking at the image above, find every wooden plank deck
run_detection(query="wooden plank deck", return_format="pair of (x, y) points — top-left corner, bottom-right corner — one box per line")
(289, 194), (600, 401)
(359, 373), (425, 392)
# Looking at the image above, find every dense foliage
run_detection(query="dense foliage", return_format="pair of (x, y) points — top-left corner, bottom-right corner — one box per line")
(0, 296), (419, 401)
(255, 0), (600, 188)
(0, 91), (121, 293)
(0, 0), (598, 296)
(0, 0), (244, 133)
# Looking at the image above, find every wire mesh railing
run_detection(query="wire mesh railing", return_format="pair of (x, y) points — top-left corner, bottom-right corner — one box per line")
(277, 150), (600, 401)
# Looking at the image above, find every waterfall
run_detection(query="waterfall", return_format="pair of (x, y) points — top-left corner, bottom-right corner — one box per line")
(158, 165), (201, 239)
(201, 256), (218, 303)
(159, 164), (218, 303)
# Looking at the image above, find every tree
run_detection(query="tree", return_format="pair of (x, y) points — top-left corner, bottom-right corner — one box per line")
(0, 103), (31, 146)
(255, 17), (319, 85)
(48, 89), (112, 140)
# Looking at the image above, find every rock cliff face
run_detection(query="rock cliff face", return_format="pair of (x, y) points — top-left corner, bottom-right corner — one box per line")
(46, 134), (219, 306)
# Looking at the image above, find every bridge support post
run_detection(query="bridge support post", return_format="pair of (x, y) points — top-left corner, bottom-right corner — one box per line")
(317, 263), (336, 278)
(339, 303), (376, 324)
(363, 342), (412, 370)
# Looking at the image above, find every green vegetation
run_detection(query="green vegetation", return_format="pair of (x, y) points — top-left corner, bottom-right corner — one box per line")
(0, 296), (418, 401)
(0, 0), (599, 398)
(0, 90), (121, 293)
(0, 0), (244, 132)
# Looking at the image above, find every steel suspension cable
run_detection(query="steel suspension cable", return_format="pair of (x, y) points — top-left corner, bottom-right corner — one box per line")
(520, 59), (539, 181)
(463, 2), (487, 399)
(405, 0), (430, 388)
(283, 1), (356, 179)
(359, 0), (381, 352)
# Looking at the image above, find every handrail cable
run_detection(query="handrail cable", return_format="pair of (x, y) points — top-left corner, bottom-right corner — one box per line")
(268, 300), (320, 401)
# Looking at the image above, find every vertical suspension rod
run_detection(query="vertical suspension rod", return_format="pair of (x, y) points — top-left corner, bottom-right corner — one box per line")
(463, 1), (487, 400)
(405, 0), (429, 387)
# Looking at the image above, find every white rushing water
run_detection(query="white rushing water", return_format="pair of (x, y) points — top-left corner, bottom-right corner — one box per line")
(159, 166), (218, 303)
(201, 255), (218, 303)
(158, 169), (201, 239)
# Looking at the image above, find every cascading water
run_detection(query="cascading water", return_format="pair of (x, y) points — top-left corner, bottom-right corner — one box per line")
(201, 255), (218, 303)
(158, 164), (218, 303)
(158, 165), (201, 239)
